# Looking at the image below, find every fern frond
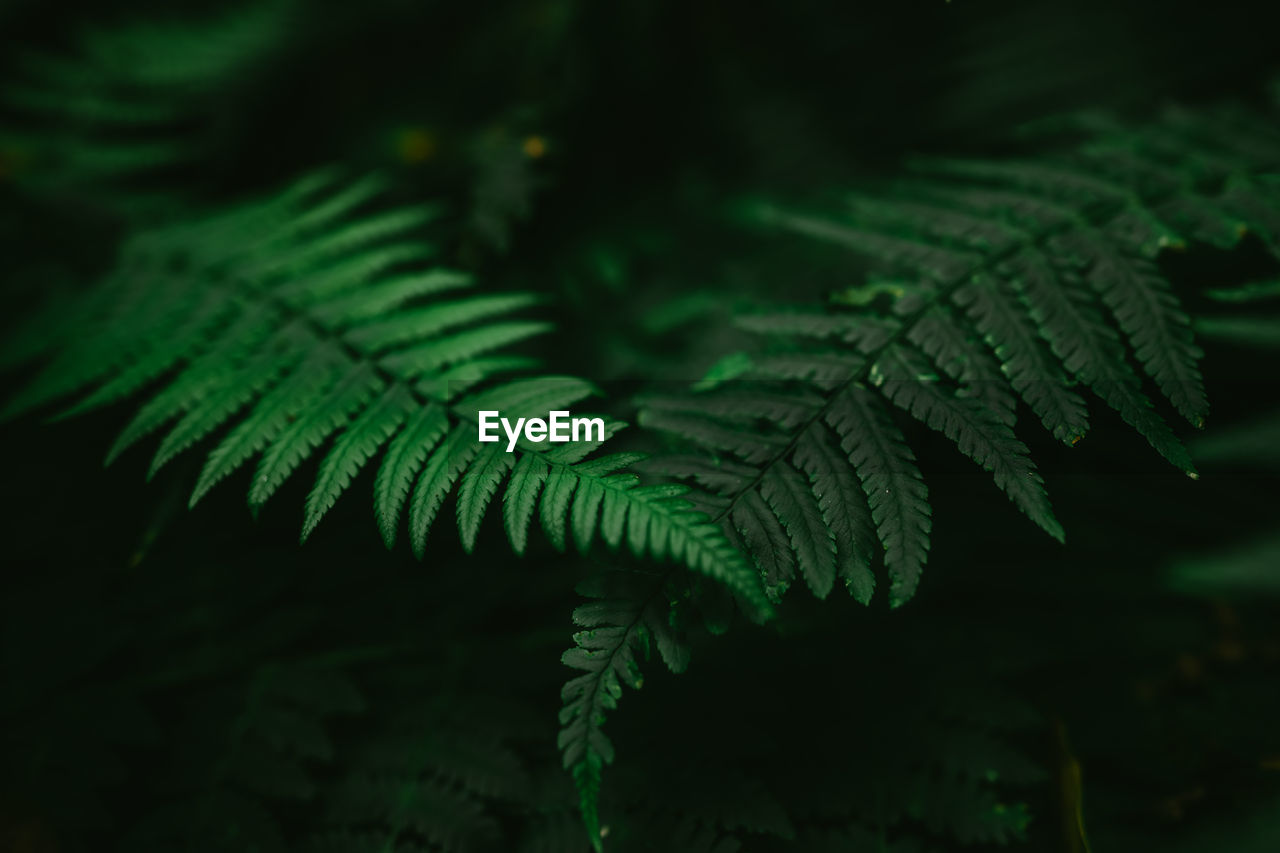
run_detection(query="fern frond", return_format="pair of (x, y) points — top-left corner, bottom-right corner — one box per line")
(4, 173), (771, 618)
(558, 571), (691, 852)
(641, 110), (1274, 606)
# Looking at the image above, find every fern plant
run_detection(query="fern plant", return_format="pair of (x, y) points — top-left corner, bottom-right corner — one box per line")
(1, 170), (770, 620)
(636, 106), (1280, 608)
(554, 102), (1280, 848)
(6, 1), (1280, 851)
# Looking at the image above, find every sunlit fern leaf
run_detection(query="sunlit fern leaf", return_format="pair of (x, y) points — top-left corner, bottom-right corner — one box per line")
(2, 172), (771, 619)
(558, 570), (692, 852)
(408, 427), (480, 557)
(302, 383), (417, 542)
(0, 1), (292, 212)
(373, 402), (449, 548)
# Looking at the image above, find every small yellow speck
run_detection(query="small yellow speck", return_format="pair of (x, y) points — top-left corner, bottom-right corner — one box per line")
(0, 145), (29, 180)
(522, 135), (547, 159)
(396, 128), (436, 164)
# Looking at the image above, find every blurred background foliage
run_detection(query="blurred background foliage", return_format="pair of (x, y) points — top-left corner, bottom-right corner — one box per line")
(2, 0), (1280, 850)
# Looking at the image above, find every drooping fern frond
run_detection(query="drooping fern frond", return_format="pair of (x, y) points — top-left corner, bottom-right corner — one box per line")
(0, 1), (291, 211)
(557, 570), (695, 852)
(640, 105), (1280, 607)
(2, 172), (771, 617)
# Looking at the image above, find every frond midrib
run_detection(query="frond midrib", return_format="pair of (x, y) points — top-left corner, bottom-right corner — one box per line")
(712, 183), (1191, 529)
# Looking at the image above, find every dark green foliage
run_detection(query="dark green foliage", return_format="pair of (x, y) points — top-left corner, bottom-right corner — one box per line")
(4, 2), (1280, 852)
(129, 658), (366, 852)
(640, 109), (1280, 610)
(0, 2), (292, 214)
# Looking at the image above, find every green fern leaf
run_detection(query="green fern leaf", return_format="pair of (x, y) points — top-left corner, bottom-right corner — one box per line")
(373, 403), (448, 549)
(731, 490), (796, 597)
(1055, 231), (1207, 425)
(148, 324), (309, 478)
(5, 173), (769, 626)
(759, 461), (837, 598)
(540, 464), (578, 552)
(504, 455), (550, 554)
(189, 346), (345, 508)
(1005, 249), (1196, 474)
(409, 429), (479, 559)
(826, 386), (932, 606)
(302, 383), (415, 542)
(558, 571), (690, 852)
(952, 275), (1090, 445)
(250, 363), (385, 513)
(792, 423), (877, 603)
(872, 345), (1063, 542)
(457, 443), (516, 552)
